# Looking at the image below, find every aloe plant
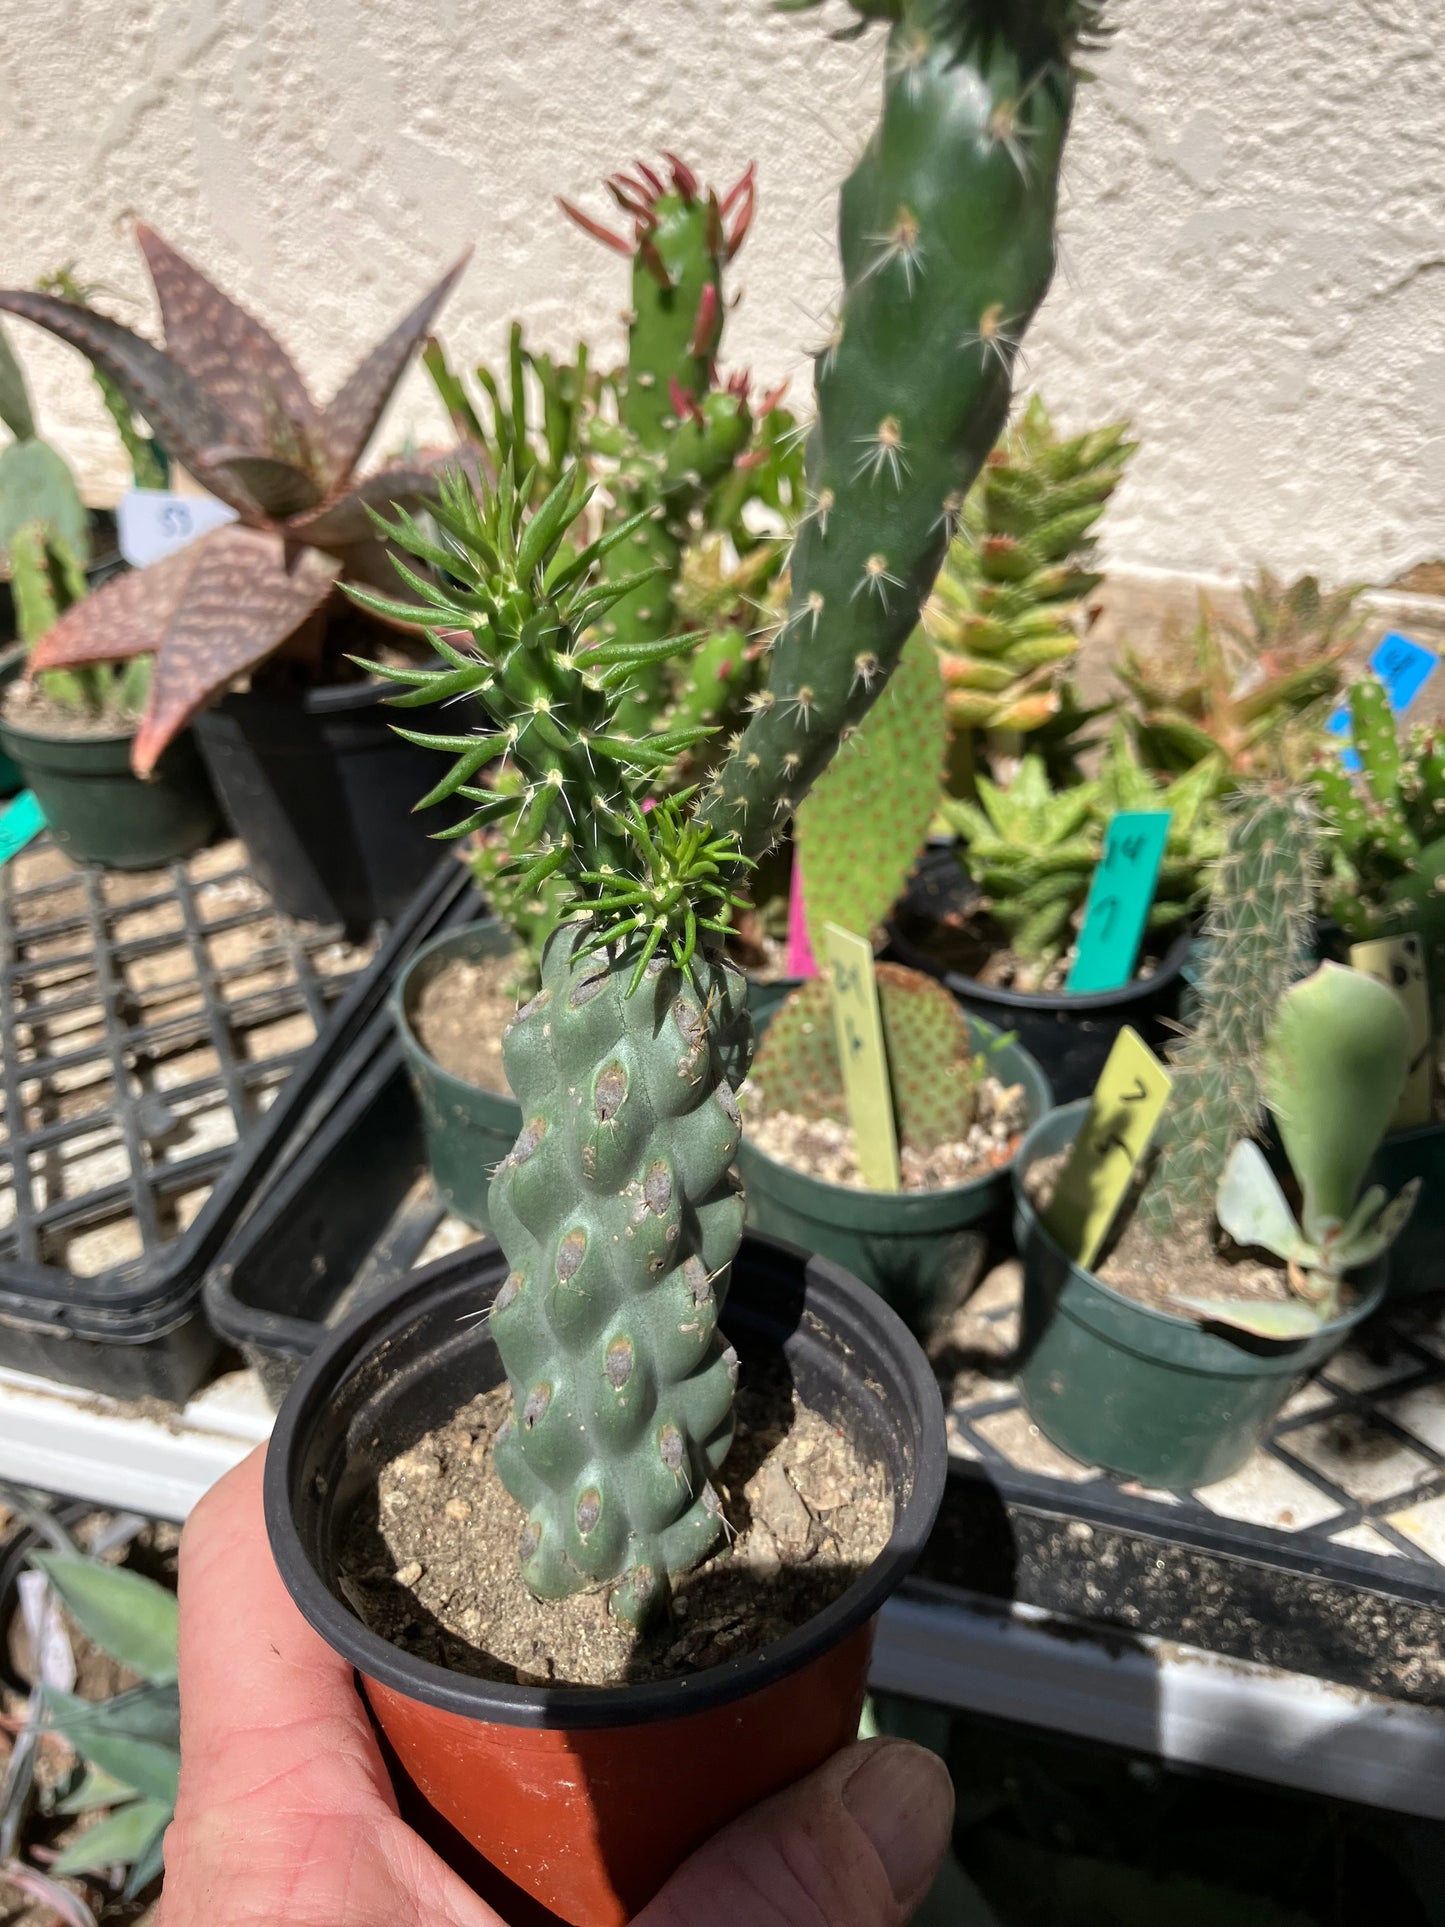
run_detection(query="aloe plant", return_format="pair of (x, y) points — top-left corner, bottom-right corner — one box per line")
(1181, 963), (1417, 1335)
(0, 227), (466, 771)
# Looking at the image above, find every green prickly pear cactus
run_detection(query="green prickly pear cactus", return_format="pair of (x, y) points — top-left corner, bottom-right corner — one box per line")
(751, 964), (977, 1154)
(1138, 784), (1321, 1238)
(794, 627), (948, 957)
(378, 0), (1105, 1628)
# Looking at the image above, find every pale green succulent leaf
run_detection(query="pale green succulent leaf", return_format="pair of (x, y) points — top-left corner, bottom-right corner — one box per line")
(30, 1553), (177, 1684)
(1214, 1139), (1307, 1263)
(1175, 1296), (1327, 1340)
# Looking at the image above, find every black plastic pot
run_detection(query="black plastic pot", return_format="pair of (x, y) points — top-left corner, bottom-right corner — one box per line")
(0, 646), (24, 796)
(889, 845), (1194, 1103)
(1012, 1102), (1388, 1490)
(739, 1016), (1053, 1336)
(192, 679), (454, 929)
(0, 717), (219, 870)
(392, 920), (523, 1231)
(1370, 1122), (1445, 1299)
(264, 1232), (946, 1927)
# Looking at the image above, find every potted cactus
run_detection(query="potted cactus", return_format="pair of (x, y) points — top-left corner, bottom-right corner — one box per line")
(892, 729), (1220, 1097)
(1314, 672), (1445, 1297)
(0, 229), (467, 924)
(0, 322), (218, 862)
(263, 2), (1104, 1920)
(1013, 786), (1416, 1491)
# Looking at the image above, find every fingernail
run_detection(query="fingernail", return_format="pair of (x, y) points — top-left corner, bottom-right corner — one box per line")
(842, 1741), (954, 1903)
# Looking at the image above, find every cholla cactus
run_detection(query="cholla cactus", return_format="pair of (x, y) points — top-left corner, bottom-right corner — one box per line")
(1182, 963), (1416, 1334)
(940, 732), (1219, 988)
(923, 393), (1133, 788)
(0, 228), (466, 772)
(379, 0), (1102, 1627)
(1119, 570), (1363, 781)
(1138, 784), (1321, 1238)
(1313, 673), (1445, 968)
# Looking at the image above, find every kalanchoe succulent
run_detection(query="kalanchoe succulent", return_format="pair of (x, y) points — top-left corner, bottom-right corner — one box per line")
(1119, 570), (1363, 782)
(1313, 672), (1445, 973)
(923, 393), (1134, 790)
(0, 227), (467, 772)
(383, 0), (1101, 1628)
(1180, 962), (1417, 1336)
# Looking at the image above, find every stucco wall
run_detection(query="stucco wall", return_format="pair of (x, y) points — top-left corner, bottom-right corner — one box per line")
(3, 1), (1440, 584)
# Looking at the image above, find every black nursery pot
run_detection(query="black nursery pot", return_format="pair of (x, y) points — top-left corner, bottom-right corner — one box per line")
(889, 843), (1194, 1103)
(265, 1232), (946, 1927)
(0, 646), (25, 797)
(193, 680), (453, 929)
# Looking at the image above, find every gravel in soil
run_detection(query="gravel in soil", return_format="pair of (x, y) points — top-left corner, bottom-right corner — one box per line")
(339, 1363), (892, 1688)
(1024, 1149), (1298, 1314)
(744, 1074), (1027, 1192)
(408, 950), (521, 1096)
(0, 677), (142, 741)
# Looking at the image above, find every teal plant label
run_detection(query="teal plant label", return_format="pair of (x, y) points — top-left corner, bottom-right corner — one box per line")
(1066, 811), (1171, 995)
(1327, 633), (1438, 771)
(0, 789), (45, 864)
(116, 489), (238, 570)
(822, 922), (901, 1192)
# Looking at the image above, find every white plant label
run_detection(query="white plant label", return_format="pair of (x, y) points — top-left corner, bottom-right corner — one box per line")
(117, 489), (238, 569)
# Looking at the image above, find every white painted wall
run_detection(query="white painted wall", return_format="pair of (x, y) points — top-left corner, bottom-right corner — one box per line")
(3, 1), (1441, 583)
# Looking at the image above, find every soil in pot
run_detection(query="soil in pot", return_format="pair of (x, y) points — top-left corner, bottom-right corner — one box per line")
(409, 947), (520, 1096)
(745, 1074), (1027, 1193)
(338, 1358), (890, 1690)
(0, 675), (141, 739)
(898, 892), (1172, 997)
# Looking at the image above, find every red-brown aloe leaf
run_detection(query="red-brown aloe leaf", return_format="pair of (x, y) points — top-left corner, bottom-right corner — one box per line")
(29, 542), (198, 671)
(129, 528), (341, 773)
(134, 224), (318, 460)
(0, 291), (261, 516)
(285, 465), (442, 551)
(193, 447), (322, 521)
(313, 251), (470, 491)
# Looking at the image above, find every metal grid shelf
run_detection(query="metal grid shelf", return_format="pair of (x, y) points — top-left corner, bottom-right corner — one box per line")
(0, 834), (374, 1293)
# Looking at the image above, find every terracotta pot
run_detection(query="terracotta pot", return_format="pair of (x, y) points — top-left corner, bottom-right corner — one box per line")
(265, 1234), (946, 1927)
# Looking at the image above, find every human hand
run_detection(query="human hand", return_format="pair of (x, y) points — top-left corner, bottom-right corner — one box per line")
(157, 1447), (953, 1927)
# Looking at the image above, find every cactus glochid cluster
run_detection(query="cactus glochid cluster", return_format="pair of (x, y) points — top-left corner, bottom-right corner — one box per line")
(1138, 784), (1321, 1240)
(380, 0), (1101, 1626)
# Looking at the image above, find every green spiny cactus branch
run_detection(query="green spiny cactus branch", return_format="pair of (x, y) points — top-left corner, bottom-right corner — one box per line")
(1138, 784), (1321, 1239)
(701, 0), (1098, 864)
(351, 463), (756, 1625)
(36, 266), (168, 490)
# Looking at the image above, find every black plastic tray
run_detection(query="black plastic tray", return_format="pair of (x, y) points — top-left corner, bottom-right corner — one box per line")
(0, 831), (473, 1400)
(207, 999), (1445, 1702)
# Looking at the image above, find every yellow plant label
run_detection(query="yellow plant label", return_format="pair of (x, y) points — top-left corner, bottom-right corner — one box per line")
(1349, 934), (1433, 1130)
(1043, 1026), (1173, 1270)
(822, 923), (901, 1193)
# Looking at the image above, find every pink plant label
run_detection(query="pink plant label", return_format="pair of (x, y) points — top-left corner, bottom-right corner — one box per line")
(786, 859), (820, 979)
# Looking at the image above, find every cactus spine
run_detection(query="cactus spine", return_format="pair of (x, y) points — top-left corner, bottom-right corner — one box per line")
(382, 0), (1102, 1629)
(1138, 785), (1320, 1238)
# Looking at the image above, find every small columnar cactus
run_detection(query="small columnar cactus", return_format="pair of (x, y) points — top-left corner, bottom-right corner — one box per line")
(1138, 784), (1321, 1238)
(1313, 673), (1445, 970)
(751, 964), (978, 1154)
(1181, 963), (1417, 1334)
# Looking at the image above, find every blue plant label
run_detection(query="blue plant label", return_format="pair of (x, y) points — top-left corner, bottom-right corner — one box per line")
(0, 789), (46, 865)
(1066, 811), (1171, 996)
(1327, 632), (1438, 771)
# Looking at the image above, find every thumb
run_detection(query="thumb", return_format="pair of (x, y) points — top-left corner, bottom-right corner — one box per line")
(637, 1738), (954, 1927)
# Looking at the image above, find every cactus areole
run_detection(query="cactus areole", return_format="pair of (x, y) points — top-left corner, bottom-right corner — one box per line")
(372, 0), (1101, 1629)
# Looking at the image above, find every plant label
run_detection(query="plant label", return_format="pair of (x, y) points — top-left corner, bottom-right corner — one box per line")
(1327, 632), (1438, 771)
(786, 857), (819, 979)
(822, 922), (901, 1193)
(1066, 810), (1171, 996)
(117, 489), (238, 569)
(1349, 934), (1433, 1130)
(1044, 1025), (1173, 1270)
(0, 789), (45, 865)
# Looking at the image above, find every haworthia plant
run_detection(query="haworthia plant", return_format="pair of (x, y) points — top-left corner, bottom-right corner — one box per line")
(377, 0), (1104, 1626)
(0, 227), (467, 772)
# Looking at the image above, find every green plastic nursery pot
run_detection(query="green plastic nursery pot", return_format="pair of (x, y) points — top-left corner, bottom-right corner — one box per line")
(392, 919), (523, 1231)
(0, 647), (24, 796)
(0, 716), (219, 869)
(1370, 1122), (1445, 1299)
(738, 1017), (1053, 1335)
(1012, 1102), (1388, 1491)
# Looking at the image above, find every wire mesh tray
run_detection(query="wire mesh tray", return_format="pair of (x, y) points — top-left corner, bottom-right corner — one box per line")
(0, 832), (468, 1399)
